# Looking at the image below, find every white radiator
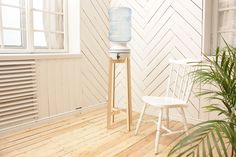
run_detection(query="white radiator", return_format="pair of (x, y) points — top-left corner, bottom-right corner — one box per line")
(0, 60), (38, 130)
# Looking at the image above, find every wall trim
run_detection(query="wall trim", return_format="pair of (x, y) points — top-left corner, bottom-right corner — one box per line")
(0, 101), (205, 137)
(0, 53), (82, 60)
(0, 102), (106, 136)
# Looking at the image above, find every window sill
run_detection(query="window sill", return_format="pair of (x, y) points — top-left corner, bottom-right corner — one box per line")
(0, 53), (82, 60)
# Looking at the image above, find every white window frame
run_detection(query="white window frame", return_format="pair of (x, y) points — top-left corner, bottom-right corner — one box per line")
(203, 0), (218, 55)
(0, 1), (26, 50)
(203, 0), (236, 55)
(0, 0), (68, 54)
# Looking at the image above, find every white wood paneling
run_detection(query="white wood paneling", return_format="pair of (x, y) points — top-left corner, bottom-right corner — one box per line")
(0, 56), (83, 131)
(36, 58), (82, 119)
(80, 0), (206, 123)
(80, 0), (110, 107)
(68, 0), (81, 54)
(110, 0), (203, 122)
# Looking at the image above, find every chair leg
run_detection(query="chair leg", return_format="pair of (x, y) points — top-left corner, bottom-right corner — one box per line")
(135, 103), (147, 135)
(180, 107), (188, 135)
(155, 108), (163, 154)
(166, 108), (169, 129)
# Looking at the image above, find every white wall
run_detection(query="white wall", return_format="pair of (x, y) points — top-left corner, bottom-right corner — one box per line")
(80, 0), (210, 123)
(68, 0), (81, 54)
(0, 0), (208, 133)
(80, 0), (110, 107)
(36, 57), (82, 119)
(111, 0), (204, 123)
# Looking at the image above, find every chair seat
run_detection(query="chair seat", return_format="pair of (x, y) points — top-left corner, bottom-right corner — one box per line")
(142, 96), (187, 108)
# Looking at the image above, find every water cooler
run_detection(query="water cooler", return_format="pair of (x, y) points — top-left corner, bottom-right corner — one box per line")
(107, 7), (132, 131)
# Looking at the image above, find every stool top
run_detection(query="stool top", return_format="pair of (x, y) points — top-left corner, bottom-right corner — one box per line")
(109, 53), (130, 60)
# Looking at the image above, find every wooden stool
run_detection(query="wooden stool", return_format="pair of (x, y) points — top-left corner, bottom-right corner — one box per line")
(107, 56), (132, 131)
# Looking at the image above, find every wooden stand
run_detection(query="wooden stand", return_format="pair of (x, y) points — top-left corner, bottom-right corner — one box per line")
(107, 56), (132, 131)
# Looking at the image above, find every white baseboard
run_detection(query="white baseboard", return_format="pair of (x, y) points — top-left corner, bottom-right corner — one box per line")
(0, 103), (106, 136)
(0, 102), (204, 136)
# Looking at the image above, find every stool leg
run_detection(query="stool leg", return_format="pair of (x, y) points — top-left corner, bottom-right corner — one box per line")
(180, 107), (188, 135)
(126, 58), (132, 131)
(155, 108), (163, 155)
(107, 59), (114, 129)
(166, 108), (169, 129)
(135, 103), (147, 135)
(112, 63), (116, 123)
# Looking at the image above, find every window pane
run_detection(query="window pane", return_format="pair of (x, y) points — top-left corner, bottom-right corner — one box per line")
(219, 0), (236, 8)
(50, 15), (64, 32)
(219, 10), (236, 30)
(50, 33), (64, 49)
(2, 0), (20, 6)
(34, 32), (47, 47)
(33, 0), (63, 12)
(2, 6), (21, 28)
(31, 0), (65, 50)
(50, 0), (63, 13)
(218, 32), (236, 47)
(33, 11), (44, 30)
(33, 0), (44, 10)
(3, 30), (22, 46)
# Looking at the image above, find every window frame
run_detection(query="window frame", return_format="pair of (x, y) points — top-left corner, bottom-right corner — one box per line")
(0, 0), (68, 54)
(0, 1), (26, 50)
(203, 0), (218, 56)
(203, 0), (236, 55)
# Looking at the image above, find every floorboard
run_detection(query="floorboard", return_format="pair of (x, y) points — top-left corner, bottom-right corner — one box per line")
(0, 107), (186, 157)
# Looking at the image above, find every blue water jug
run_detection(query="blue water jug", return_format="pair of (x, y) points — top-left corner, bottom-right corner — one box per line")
(109, 7), (132, 42)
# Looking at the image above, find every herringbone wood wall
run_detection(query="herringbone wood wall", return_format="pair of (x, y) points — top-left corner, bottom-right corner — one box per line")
(81, 0), (110, 107)
(81, 0), (208, 123)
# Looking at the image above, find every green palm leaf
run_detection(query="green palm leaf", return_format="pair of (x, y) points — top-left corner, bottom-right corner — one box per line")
(168, 121), (235, 157)
(168, 40), (236, 157)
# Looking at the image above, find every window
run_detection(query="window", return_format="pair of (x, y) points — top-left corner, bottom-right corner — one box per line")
(213, 0), (236, 48)
(0, 0), (26, 48)
(0, 0), (67, 53)
(203, 0), (236, 55)
(32, 0), (65, 50)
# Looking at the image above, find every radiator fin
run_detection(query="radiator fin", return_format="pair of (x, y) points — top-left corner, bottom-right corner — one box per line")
(0, 60), (38, 129)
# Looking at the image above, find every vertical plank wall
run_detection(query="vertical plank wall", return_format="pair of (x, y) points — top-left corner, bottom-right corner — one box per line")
(36, 58), (82, 119)
(81, 0), (208, 123)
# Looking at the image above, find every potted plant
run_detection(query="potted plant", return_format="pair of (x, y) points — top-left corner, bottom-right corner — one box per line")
(168, 41), (236, 157)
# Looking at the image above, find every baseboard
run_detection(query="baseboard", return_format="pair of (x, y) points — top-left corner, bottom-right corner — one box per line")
(0, 103), (106, 136)
(0, 102), (204, 136)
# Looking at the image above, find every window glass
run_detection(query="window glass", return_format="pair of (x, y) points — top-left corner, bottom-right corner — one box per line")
(33, 11), (44, 30)
(218, 11), (236, 30)
(219, 0), (236, 8)
(50, 15), (64, 32)
(216, 0), (236, 48)
(33, 0), (44, 10)
(51, 0), (63, 13)
(0, 0), (66, 52)
(218, 32), (236, 47)
(34, 32), (47, 47)
(32, 0), (64, 49)
(3, 30), (22, 46)
(2, 7), (21, 28)
(50, 33), (63, 49)
(2, 0), (20, 6)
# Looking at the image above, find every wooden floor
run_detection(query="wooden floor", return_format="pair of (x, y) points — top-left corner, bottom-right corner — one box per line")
(0, 107), (186, 157)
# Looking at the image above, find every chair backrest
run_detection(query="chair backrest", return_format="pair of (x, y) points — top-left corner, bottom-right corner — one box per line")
(166, 59), (199, 103)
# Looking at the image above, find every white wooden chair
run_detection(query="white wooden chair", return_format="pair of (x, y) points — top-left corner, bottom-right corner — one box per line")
(135, 59), (198, 154)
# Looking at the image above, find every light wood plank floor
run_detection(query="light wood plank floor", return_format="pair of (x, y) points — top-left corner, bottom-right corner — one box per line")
(0, 107), (187, 157)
